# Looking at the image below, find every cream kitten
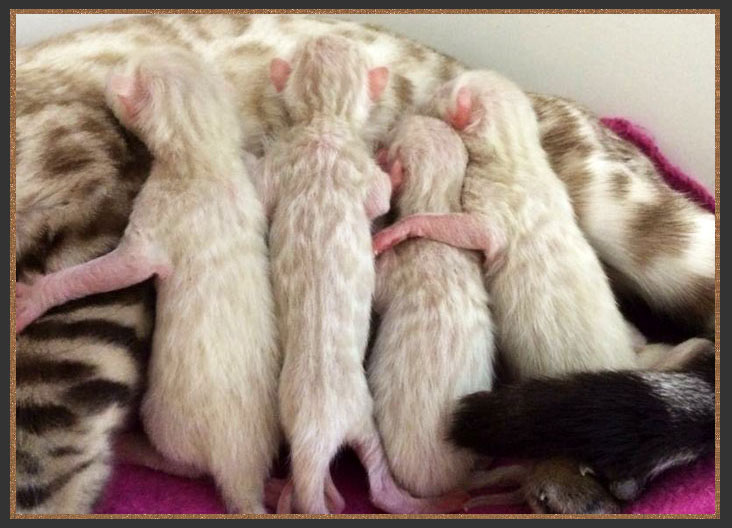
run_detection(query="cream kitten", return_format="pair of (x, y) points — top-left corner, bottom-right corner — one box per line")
(262, 36), (465, 514)
(15, 48), (280, 513)
(369, 115), (495, 496)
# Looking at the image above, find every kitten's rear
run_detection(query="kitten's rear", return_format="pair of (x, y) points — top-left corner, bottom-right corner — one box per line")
(113, 50), (279, 514)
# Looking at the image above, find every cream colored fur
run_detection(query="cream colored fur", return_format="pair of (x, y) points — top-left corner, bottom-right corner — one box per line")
(425, 71), (637, 377)
(110, 49), (280, 513)
(15, 14), (714, 513)
(370, 116), (495, 496)
(264, 36), (391, 513)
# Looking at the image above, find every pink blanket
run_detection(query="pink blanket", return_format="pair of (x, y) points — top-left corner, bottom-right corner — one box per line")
(96, 118), (716, 515)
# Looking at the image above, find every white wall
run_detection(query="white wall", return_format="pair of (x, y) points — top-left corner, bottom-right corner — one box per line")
(16, 13), (716, 191)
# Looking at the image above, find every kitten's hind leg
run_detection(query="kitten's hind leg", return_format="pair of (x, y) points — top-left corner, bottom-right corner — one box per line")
(287, 458), (329, 513)
(468, 464), (529, 490)
(271, 473), (345, 514)
(275, 478), (295, 513)
(464, 464), (530, 510)
(15, 238), (170, 333)
(113, 431), (205, 479)
(352, 423), (469, 513)
(286, 430), (348, 514)
(372, 213), (504, 269)
(637, 337), (714, 370)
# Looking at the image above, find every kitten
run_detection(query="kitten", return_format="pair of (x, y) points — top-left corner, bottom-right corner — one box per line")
(262, 36), (464, 514)
(373, 70), (637, 378)
(14, 14), (714, 513)
(369, 115), (495, 496)
(16, 48), (280, 513)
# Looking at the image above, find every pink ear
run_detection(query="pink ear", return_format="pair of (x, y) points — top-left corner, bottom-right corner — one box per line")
(117, 95), (138, 121)
(108, 73), (144, 121)
(368, 66), (389, 101)
(270, 58), (292, 93)
(447, 86), (473, 130)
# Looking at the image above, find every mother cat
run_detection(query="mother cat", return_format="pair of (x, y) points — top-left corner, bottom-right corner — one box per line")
(14, 14), (715, 514)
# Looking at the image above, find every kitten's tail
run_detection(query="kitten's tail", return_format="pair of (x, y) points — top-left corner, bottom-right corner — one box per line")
(449, 339), (714, 487)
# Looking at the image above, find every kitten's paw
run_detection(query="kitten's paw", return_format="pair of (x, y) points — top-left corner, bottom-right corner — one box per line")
(608, 478), (643, 502)
(373, 225), (410, 256)
(525, 458), (621, 514)
(264, 477), (287, 512)
(275, 478), (295, 514)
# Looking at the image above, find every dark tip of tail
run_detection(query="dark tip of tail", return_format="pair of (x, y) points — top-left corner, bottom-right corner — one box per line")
(448, 390), (502, 452)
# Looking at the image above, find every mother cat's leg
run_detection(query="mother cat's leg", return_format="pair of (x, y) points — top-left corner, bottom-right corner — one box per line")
(531, 94), (715, 337)
(14, 93), (153, 513)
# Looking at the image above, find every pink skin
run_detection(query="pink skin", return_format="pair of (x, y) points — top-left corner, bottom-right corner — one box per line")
(447, 86), (473, 131)
(353, 438), (469, 514)
(15, 240), (170, 334)
(377, 148), (404, 194)
(274, 474), (346, 514)
(372, 88), (505, 270)
(372, 213), (504, 271)
(275, 439), (468, 514)
(15, 72), (167, 335)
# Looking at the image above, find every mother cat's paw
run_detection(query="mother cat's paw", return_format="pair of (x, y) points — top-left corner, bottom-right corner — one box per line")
(524, 458), (621, 514)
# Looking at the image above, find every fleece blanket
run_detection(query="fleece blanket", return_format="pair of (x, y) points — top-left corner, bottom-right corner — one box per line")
(95, 118), (717, 515)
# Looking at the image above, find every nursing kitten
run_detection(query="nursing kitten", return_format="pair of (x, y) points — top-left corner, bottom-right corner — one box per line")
(14, 14), (714, 513)
(262, 35), (464, 514)
(374, 70), (637, 378)
(369, 115), (495, 496)
(16, 49), (280, 513)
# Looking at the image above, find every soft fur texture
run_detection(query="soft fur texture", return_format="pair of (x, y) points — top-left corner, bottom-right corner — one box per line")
(531, 96), (715, 339)
(451, 338), (715, 512)
(601, 118), (715, 213)
(14, 14), (715, 513)
(374, 70), (637, 378)
(93, 451), (715, 514)
(369, 116), (495, 496)
(265, 36), (390, 514)
(261, 36), (462, 514)
(16, 49), (280, 513)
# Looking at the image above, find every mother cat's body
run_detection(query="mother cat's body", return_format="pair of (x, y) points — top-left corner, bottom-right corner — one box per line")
(14, 14), (714, 513)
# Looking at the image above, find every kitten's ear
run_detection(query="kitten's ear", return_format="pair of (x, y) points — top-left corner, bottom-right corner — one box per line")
(447, 85), (474, 130)
(108, 73), (146, 122)
(270, 58), (292, 93)
(368, 66), (389, 101)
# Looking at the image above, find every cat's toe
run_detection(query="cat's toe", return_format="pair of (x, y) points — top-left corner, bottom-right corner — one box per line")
(525, 458), (621, 514)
